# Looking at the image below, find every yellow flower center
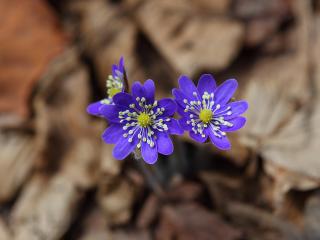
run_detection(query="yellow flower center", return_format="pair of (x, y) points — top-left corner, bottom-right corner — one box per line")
(108, 87), (121, 97)
(137, 113), (151, 127)
(199, 109), (213, 124)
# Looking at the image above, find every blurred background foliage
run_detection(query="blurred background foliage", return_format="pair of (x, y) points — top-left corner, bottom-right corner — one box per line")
(0, 0), (320, 239)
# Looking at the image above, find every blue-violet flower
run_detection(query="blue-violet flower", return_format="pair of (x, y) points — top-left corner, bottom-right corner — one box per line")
(101, 79), (183, 164)
(87, 57), (125, 116)
(173, 74), (248, 150)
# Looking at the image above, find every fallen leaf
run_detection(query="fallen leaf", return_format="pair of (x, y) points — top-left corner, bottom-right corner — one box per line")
(135, 0), (244, 76)
(0, 130), (39, 202)
(0, 0), (66, 124)
(156, 203), (242, 240)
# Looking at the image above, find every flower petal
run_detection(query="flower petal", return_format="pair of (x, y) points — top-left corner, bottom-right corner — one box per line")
(197, 74), (217, 95)
(172, 88), (189, 108)
(144, 79), (155, 103)
(167, 119), (184, 135)
(87, 100), (105, 116)
(178, 117), (192, 131)
(156, 98), (176, 117)
(118, 56), (125, 72)
(113, 92), (136, 107)
(100, 105), (125, 123)
(214, 79), (238, 105)
(132, 82), (146, 100)
(215, 100), (248, 120)
(102, 124), (123, 144)
(112, 65), (117, 77)
(178, 75), (198, 100)
(208, 130), (231, 150)
(156, 133), (173, 155)
(176, 105), (188, 117)
(190, 131), (207, 143)
(141, 141), (158, 164)
(112, 135), (138, 160)
(220, 117), (246, 132)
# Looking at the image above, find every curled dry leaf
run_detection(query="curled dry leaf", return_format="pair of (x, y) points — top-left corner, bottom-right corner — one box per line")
(240, 1), (320, 195)
(238, 55), (320, 195)
(238, 1), (320, 208)
(11, 174), (82, 240)
(135, 0), (244, 76)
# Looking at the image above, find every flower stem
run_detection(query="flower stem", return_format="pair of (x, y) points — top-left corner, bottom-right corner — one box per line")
(135, 157), (164, 198)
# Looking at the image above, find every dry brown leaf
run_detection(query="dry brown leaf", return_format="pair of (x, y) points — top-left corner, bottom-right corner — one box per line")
(112, 229), (151, 240)
(199, 171), (243, 210)
(135, 0), (244, 76)
(11, 174), (82, 240)
(238, 54), (320, 196)
(97, 178), (136, 226)
(240, 0), (319, 181)
(233, 0), (291, 19)
(193, 0), (231, 14)
(241, 2), (320, 190)
(225, 201), (302, 240)
(303, 191), (320, 239)
(79, 207), (111, 240)
(238, 1), (320, 211)
(136, 194), (160, 229)
(9, 48), (99, 239)
(0, 218), (11, 240)
(65, 0), (141, 89)
(0, 0), (66, 124)
(99, 142), (123, 186)
(156, 204), (242, 240)
(0, 131), (39, 202)
(34, 49), (93, 170)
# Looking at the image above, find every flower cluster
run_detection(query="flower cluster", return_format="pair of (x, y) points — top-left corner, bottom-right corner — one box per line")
(87, 58), (248, 164)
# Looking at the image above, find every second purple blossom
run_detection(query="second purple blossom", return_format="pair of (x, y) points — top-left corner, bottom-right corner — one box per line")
(173, 74), (248, 150)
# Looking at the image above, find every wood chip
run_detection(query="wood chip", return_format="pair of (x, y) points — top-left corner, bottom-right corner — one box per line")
(0, 218), (11, 240)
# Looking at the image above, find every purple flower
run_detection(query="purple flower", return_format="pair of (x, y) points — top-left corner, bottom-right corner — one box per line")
(173, 74), (248, 150)
(101, 79), (183, 164)
(87, 57), (125, 116)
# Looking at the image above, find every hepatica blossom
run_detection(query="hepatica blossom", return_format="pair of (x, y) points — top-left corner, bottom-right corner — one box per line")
(87, 57), (125, 116)
(101, 80), (183, 164)
(173, 74), (248, 150)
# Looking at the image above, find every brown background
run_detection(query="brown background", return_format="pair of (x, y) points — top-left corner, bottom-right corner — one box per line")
(0, 0), (320, 239)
